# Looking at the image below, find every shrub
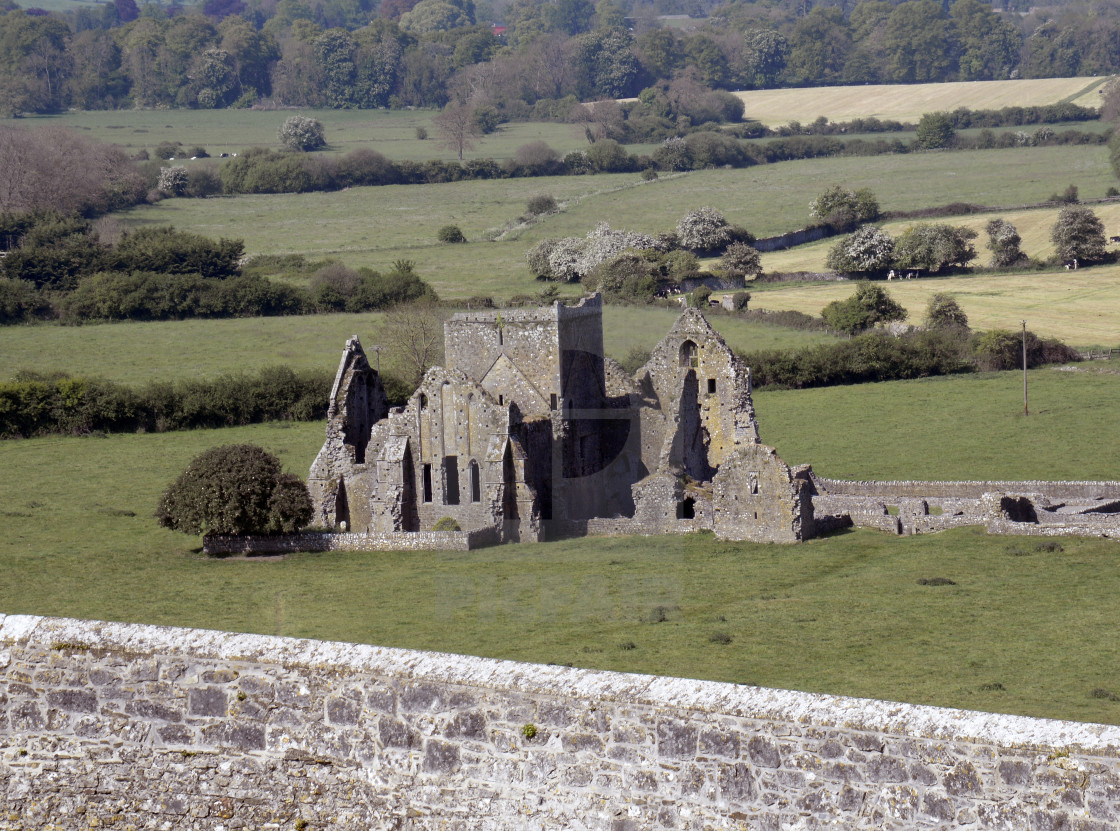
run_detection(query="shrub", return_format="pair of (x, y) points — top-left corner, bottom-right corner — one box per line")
(156, 444), (313, 536)
(619, 346), (651, 374)
(438, 225), (466, 243)
(279, 115), (327, 152)
(729, 291), (751, 311)
(924, 293), (969, 330)
(432, 516), (462, 531)
(415, 126), (428, 140)
(585, 138), (631, 172)
(893, 223), (977, 272)
(985, 219), (1026, 268)
(916, 112), (955, 149)
(641, 168), (658, 181)
(526, 194), (558, 216)
(821, 282), (907, 335)
(720, 242), (762, 278)
(825, 226), (895, 274)
(157, 166), (189, 196)
(809, 185), (880, 231)
(676, 207), (733, 253)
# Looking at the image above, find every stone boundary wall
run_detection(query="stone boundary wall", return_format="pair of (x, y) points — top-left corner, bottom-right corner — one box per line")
(754, 225), (832, 252)
(4, 613), (1120, 829)
(988, 518), (1120, 538)
(202, 527), (499, 555)
(815, 477), (1120, 501)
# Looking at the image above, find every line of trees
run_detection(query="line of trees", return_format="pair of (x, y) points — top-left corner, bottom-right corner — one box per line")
(3, 0), (1120, 118)
(0, 211), (438, 324)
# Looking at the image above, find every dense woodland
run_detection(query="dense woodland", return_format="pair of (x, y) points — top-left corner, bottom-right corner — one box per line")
(3, 0), (1120, 116)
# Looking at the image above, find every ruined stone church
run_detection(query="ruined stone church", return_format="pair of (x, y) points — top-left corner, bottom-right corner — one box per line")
(308, 294), (815, 545)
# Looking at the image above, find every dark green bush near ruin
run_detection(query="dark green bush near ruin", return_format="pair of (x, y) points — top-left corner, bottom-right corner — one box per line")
(157, 444), (312, 536)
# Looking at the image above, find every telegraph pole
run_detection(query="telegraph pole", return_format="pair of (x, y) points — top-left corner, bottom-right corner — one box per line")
(1022, 320), (1028, 416)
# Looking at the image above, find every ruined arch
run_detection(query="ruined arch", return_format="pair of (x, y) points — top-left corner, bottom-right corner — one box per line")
(679, 340), (698, 368)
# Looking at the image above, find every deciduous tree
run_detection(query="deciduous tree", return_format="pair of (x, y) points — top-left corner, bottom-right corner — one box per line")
(1051, 204), (1107, 264)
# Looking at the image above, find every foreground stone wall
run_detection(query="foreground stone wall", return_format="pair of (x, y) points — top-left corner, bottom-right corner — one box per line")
(3, 614), (1120, 830)
(202, 527), (499, 555)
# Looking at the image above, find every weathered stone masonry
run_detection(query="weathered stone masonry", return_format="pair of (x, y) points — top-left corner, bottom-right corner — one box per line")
(4, 613), (1120, 830)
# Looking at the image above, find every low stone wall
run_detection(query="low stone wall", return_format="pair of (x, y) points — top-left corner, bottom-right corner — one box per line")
(202, 527), (500, 555)
(815, 477), (1120, 501)
(988, 518), (1120, 538)
(754, 225), (831, 252)
(4, 613), (1120, 829)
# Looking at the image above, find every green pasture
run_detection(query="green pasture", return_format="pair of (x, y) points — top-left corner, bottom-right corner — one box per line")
(3, 387), (1120, 724)
(754, 365), (1120, 480)
(0, 305), (837, 385)
(6, 108), (593, 163)
(110, 144), (1117, 298)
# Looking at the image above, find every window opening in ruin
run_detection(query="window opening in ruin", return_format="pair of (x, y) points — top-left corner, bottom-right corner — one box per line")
(419, 393), (428, 410)
(499, 394), (504, 406)
(749, 472), (759, 494)
(679, 340), (698, 368)
(335, 479), (350, 530)
(444, 456), (460, 505)
(422, 464), (432, 502)
(678, 497), (696, 519)
(550, 393), (557, 410)
(469, 460), (481, 503)
(707, 378), (716, 394)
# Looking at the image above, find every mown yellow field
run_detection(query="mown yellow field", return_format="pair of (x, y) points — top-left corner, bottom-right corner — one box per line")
(760, 202), (1120, 274)
(747, 267), (1120, 347)
(734, 77), (1109, 126)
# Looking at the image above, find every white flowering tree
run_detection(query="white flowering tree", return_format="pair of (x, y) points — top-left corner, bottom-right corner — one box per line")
(676, 207), (733, 253)
(279, 115), (327, 152)
(157, 165), (189, 196)
(527, 222), (661, 282)
(825, 225), (895, 274)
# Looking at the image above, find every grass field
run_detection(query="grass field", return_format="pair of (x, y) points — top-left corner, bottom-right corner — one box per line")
(0, 305), (837, 385)
(754, 365), (1120, 479)
(734, 77), (1109, 127)
(5, 108), (593, 163)
(3, 376), (1120, 724)
(110, 144), (1117, 298)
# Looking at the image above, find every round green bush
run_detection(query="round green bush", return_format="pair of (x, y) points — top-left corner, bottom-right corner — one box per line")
(432, 516), (462, 532)
(438, 225), (466, 244)
(156, 444), (312, 536)
(526, 194), (558, 216)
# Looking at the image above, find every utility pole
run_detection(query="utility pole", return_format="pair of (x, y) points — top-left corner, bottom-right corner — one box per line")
(1022, 320), (1028, 416)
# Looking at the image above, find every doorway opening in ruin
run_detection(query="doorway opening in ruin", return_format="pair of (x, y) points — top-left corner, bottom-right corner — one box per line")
(444, 456), (460, 505)
(335, 479), (351, 530)
(678, 497), (695, 519)
(502, 442), (520, 541)
(469, 460), (481, 503)
(679, 340), (698, 368)
(401, 445), (419, 531)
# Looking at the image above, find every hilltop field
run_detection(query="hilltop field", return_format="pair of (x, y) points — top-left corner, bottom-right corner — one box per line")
(4, 81), (1120, 724)
(733, 77), (1108, 126)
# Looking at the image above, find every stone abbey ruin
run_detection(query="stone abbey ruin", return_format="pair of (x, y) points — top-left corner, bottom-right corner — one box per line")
(306, 294), (816, 548)
(207, 294), (1120, 555)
